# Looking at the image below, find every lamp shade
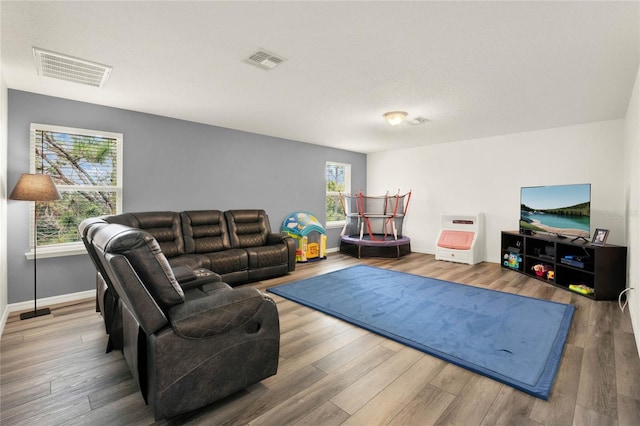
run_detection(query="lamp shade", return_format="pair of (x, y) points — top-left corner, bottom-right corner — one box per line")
(9, 174), (61, 202)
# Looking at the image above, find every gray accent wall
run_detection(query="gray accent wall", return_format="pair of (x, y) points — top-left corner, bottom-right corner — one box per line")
(7, 90), (365, 303)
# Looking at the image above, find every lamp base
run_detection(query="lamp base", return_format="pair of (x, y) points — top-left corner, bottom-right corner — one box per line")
(20, 307), (51, 320)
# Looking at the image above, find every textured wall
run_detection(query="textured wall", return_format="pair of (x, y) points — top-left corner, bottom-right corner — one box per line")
(368, 120), (626, 262)
(6, 90), (365, 303)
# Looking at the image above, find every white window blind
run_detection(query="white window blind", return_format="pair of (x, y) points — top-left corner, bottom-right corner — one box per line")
(28, 123), (123, 257)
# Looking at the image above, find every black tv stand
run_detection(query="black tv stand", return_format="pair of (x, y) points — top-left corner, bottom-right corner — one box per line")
(571, 236), (589, 243)
(501, 231), (627, 300)
(555, 233), (568, 239)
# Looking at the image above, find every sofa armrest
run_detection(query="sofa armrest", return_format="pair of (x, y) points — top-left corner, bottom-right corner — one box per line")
(172, 266), (197, 283)
(267, 233), (296, 272)
(177, 268), (223, 291)
(266, 233), (290, 245)
(168, 288), (267, 338)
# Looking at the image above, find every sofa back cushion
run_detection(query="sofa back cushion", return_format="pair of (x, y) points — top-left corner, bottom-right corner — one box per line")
(225, 210), (271, 248)
(79, 217), (110, 279)
(95, 224), (185, 312)
(181, 210), (231, 254)
(105, 212), (185, 259)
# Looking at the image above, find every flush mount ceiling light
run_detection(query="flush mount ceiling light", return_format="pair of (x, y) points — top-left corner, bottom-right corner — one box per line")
(383, 111), (408, 126)
(33, 47), (112, 88)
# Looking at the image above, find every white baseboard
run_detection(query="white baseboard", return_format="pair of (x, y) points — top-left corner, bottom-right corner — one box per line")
(0, 289), (96, 336)
(0, 308), (8, 339)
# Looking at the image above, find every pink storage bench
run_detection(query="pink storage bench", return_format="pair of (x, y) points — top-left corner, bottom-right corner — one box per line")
(435, 214), (483, 265)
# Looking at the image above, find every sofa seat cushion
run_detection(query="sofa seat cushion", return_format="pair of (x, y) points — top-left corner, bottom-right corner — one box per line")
(201, 281), (232, 294)
(168, 288), (265, 338)
(245, 244), (290, 269)
(180, 282), (230, 302)
(168, 254), (207, 270)
(202, 249), (249, 275)
(183, 287), (209, 302)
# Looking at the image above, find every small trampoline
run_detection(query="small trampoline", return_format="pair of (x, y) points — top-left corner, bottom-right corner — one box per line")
(340, 234), (411, 258)
(339, 190), (412, 259)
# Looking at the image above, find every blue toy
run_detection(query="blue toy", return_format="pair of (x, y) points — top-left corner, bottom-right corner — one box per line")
(503, 252), (522, 269)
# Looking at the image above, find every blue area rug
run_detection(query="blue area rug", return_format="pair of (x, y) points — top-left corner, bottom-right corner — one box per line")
(268, 265), (574, 399)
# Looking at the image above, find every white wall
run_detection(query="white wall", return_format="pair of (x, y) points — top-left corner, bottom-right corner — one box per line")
(368, 120), (626, 263)
(624, 65), (640, 355)
(1, 74), (8, 332)
(1, 0), (8, 331)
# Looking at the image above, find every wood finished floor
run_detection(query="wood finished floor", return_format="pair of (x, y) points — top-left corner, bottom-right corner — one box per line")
(2, 252), (640, 425)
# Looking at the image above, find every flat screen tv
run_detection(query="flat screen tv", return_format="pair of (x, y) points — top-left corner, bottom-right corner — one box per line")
(520, 183), (591, 240)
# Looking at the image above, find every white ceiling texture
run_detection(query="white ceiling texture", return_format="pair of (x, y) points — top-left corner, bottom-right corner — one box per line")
(2, 1), (639, 154)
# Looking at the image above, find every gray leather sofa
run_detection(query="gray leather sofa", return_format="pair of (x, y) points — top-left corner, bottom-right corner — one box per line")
(89, 222), (280, 420)
(80, 209), (294, 349)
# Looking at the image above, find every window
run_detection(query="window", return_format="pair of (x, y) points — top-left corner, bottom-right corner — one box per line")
(325, 161), (351, 228)
(29, 123), (123, 257)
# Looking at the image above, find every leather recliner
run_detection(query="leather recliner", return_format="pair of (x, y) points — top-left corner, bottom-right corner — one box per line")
(80, 217), (217, 352)
(90, 223), (280, 420)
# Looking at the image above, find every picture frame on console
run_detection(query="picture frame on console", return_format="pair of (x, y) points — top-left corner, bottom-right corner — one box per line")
(591, 228), (609, 246)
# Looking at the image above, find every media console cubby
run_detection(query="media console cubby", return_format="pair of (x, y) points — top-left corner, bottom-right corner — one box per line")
(500, 231), (627, 300)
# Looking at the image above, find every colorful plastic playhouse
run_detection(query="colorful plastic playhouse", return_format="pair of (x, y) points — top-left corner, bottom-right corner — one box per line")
(281, 212), (327, 262)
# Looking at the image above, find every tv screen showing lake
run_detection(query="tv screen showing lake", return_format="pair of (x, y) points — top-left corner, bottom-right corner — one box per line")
(520, 212), (590, 234)
(520, 184), (591, 237)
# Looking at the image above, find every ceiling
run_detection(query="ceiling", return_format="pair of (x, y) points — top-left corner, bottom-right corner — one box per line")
(2, 1), (639, 154)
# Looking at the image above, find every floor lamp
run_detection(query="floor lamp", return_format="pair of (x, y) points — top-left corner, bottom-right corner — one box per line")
(9, 173), (61, 320)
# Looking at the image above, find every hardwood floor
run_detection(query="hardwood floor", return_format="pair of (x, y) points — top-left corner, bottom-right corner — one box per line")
(2, 252), (640, 425)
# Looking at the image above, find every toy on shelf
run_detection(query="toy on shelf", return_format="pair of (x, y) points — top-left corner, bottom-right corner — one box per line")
(569, 284), (594, 295)
(503, 251), (522, 270)
(531, 263), (554, 281)
(282, 212), (327, 262)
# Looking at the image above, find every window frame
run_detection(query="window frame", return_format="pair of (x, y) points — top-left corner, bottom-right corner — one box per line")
(26, 123), (123, 259)
(325, 161), (351, 229)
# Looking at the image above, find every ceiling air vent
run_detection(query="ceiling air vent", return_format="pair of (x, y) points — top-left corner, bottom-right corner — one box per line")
(409, 116), (430, 125)
(33, 47), (112, 88)
(244, 49), (285, 70)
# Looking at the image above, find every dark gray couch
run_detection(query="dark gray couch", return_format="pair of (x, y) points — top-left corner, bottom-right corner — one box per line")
(80, 209), (294, 349)
(102, 209), (296, 284)
(89, 222), (280, 420)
